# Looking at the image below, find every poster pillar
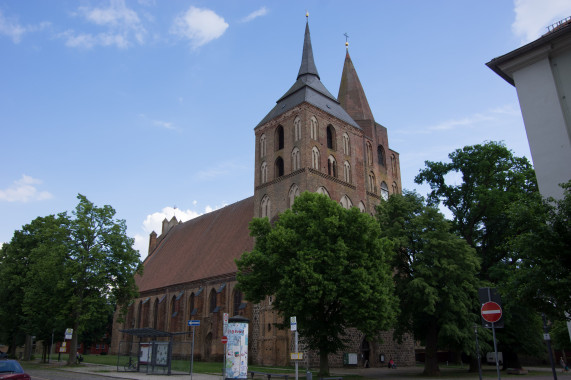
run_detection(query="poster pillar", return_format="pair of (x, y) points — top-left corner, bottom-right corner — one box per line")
(225, 316), (249, 380)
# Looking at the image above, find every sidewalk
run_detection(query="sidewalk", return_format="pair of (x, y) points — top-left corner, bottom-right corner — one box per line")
(54, 362), (571, 380)
(52, 362), (222, 380)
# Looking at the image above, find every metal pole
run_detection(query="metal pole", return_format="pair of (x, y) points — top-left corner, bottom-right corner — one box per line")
(542, 313), (558, 380)
(295, 330), (299, 380)
(190, 326), (195, 380)
(492, 322), (501, 380)
(474, 325), (482, 380)
(223, 341), (226, 380)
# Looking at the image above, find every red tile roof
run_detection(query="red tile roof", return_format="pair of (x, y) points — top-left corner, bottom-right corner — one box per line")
(136, 196), (255, 292)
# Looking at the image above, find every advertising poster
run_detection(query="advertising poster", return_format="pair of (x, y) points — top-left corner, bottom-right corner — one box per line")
(225, 323), (248, 379)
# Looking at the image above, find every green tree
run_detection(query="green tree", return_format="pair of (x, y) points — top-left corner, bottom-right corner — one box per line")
(63, 194), (142, 365)
(376, 191), (481, 376)
(236, 192), (397, 376)
(415, 141), (544, 369)
(504, 180), (571, 318)
(0, 215), (68, 359)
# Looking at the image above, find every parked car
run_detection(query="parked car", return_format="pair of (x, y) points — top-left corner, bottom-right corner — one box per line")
(0, 359), (31, 379)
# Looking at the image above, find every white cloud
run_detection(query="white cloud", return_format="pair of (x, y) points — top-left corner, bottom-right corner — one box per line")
(512, 0), (571, 43)
(240, 7), (268, 23)
(62, 0), (146, 49)
(134, 203), (225, 258)
(0, 175), (53, 203)
(0, 10), (50, 43)
(170, 6), (228, 49)
(195, 161), (248, 180)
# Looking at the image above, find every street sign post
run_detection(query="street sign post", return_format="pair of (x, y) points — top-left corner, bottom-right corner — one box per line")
(479, 288), (503, 380)
(221, 336), (228, 344)
(188, 320), (200, 380)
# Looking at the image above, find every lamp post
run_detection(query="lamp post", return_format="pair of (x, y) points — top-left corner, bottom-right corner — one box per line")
(474, 325), (482, 380)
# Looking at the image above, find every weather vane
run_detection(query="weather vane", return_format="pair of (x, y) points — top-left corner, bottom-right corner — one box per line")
(344, 33), (349, 48)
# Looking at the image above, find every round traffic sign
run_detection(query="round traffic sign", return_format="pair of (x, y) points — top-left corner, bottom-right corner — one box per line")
(481, 301), (502, 323)
(221, 336), (228, 344)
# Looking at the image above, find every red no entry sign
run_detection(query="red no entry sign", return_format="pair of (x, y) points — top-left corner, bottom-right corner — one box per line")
(481, 301), (502, 323)
(221, 336), (228, 344)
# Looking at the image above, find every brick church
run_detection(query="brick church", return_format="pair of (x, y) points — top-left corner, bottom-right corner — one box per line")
(111, 20), (415, 368)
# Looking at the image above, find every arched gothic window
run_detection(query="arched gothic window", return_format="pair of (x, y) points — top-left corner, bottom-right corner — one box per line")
(342, 133), (350, 155)
(312, 147), (320, 170)
(291, 147), (301, 171)
(189, 293), (196, 315)
(294, 116), (301, 141)
(316, 186), (330, 198)
(288, 184), (300, 208)
(153, 299), (159, 329)
(343, 161), (351, 183)
(260, 134), (266, 157)
(310, 116), (318, 140)
(209, 289), (217, 313)
(368, 172), (376, 193)
(366, 142), (373, 165)
(391, 154), (397, 176)
(327, 125), (336, 150)
(381, 181), (389, 200)
(358, 202), (366, 213)
(275, 157), (284, 178)
(261, 195), (271, 218)
(261, 161), (267, 184)
(171, 295), (177, 317)
(340, 195), (353, 209)
(233, 289), (243, 315)
(327, 155), (337, 177)
(275, 125), (284, 151)
(377, 145), (386, 166)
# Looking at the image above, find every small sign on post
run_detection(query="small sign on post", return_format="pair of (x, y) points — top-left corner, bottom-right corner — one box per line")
(64, 328), (73, 340)
(290, 316), (297, 331)
(188, 320), (200, 326)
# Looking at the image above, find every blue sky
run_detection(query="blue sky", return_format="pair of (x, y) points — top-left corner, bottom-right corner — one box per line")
(1, 0), (570, 258)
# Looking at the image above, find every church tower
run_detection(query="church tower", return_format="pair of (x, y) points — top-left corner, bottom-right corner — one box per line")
(254, 21), (401, 218)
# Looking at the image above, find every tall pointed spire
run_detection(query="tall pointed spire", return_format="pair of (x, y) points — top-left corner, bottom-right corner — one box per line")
(297, 21), (320, 80)
(338, 50), (374, 123)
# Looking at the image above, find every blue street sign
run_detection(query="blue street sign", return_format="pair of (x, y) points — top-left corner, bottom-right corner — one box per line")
(188, 320), (200, 326)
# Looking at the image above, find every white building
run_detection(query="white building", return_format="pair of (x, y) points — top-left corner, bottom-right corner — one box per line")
(487, 17), (571, 200)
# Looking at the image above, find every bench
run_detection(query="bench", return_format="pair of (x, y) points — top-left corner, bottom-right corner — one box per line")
(250, 371), (289, 380)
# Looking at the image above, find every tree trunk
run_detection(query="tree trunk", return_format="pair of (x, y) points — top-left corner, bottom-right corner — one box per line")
(468, 355), (479, 372)
(502, 349), (521, 370)
(67, 321), (80, 365)
(423, 322), (441, 376)
(318, 350), (330, 377)
(24, 334), (33, 361)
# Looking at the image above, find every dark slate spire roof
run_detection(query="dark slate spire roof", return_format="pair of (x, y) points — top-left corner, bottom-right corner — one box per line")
(257, 22), (360, 129)
(338, 50), (375, 123)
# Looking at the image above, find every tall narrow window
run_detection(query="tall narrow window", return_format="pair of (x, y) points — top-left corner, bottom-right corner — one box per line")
(275, 157), (284, 178)
(392, 182), (398, 194)
(291, 147), (301, 171)
(209, 289), (217, 313)
(189, 293), (196, 315)
(233, 290), (243, 315)
(358, 202), (366, 213)
(294, 116), (301, 141)
(310, 116), (318, 140)
(260, 134), (266, 157)
(366, 142), (373, 165)
(153, 299), (159, 329)
(261, 195), (271, 218)
(312, 147), (320, 170)
(381, 181), (389, 200)
(171, 295), (177, 317)
(327, 125), (336, 150)
(368, 172), (376, 193)
(391, 154), (397, 176)
(275, 125), (284, 151)
(342, 133), (350, 155)
(343, 161), (351, 183)
(327, 155), (337, 177)
(288, 184), (300, 208)
(261, 161), (267, 184)
(377, 145), (386, 166)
